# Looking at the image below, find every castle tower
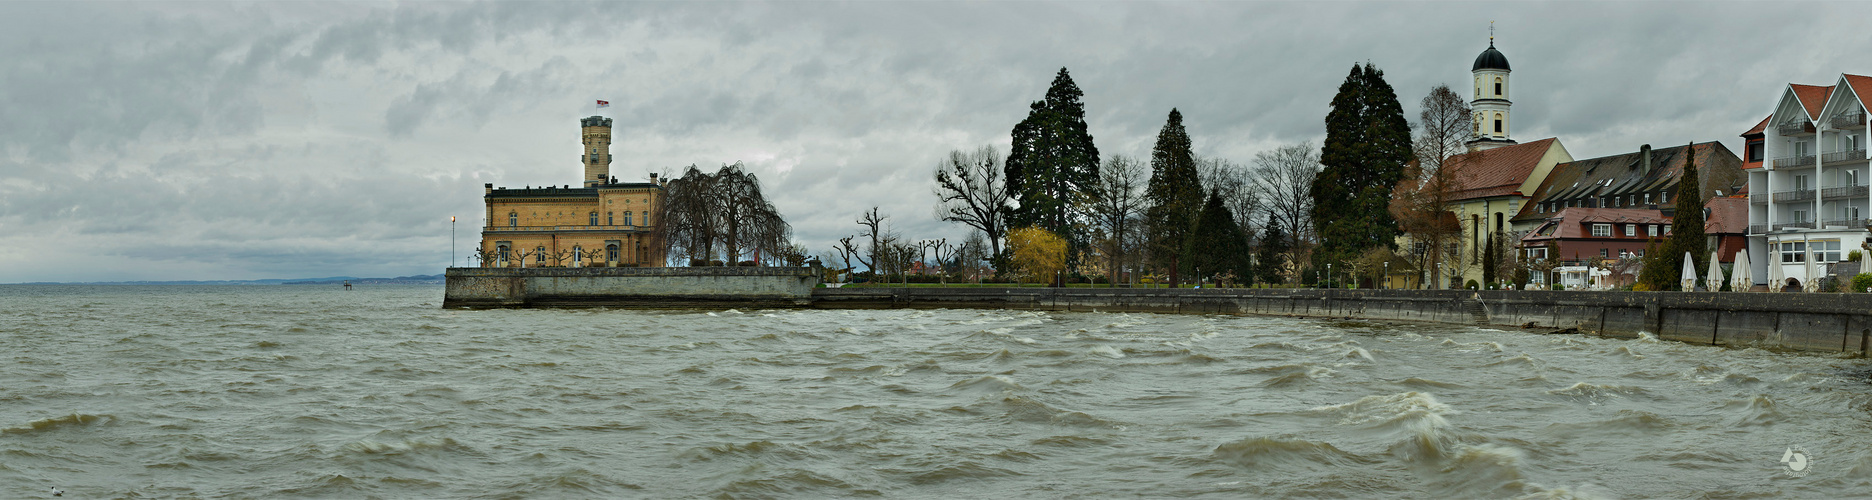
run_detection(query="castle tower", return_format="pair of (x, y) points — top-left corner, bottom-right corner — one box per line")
(1466, 36), (1516, 152)
(581, 116), (613, 187)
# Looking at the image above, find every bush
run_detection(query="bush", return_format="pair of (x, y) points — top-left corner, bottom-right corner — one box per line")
(1854, 273), (1872, 293)
(1632, 283), (1652, 292)
(1850, 250), (1864, 262)
(1464, 279), (1480, 290)
(1551, 283), (1564, 291)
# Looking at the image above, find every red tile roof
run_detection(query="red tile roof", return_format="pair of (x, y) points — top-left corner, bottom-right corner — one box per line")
(1846, 74), (1872, 115)
(1790, 84), (1834, 120)
(1704, 197), (1749, 235)
(1742, 115), (1769, 136)
(1521, 207), (1669, 240)
(1443, 138), (1559, 201)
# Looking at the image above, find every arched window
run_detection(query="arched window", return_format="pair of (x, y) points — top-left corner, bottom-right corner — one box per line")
(1494, 113), (1503, 133)
(508, 212), (517, 227)
(607, 244), (620, 262)
(497, 244), (510, 266)
(624, 211), (633, 226)
(1494, 77), (1502, 96)
(1494, 213), (1503, 232)
(589, 211), (599, 225)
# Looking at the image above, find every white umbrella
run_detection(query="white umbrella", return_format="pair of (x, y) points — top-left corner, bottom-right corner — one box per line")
(1768, 247), (1783, 292)
(1705, 251), (1724, 291)
(1680, 252), (1697, 291)
(1804, 240), (1816, 292)
(1731, 249), (1752, 292)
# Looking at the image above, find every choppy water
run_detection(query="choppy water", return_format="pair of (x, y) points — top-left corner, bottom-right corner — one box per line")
(4, 285), (1872, 498)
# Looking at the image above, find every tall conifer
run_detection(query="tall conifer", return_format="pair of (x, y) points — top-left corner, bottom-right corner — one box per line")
(1006, 68), (1101, 264)
(1145, 108), (1204, 286)
(1187, 191), (1252, 285)
(1312, 63), (1413, 271)
(1640, 143), (1707, 290)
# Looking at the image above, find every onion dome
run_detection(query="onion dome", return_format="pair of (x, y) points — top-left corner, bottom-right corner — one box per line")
(1472, 41), (1510, 72)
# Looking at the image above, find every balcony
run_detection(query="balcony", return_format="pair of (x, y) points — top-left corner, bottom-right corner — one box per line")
(1773, 221), (1815, 231)
(1772, 189), (1815, 203)
(1773, 154), (1816, 168)
(1821, 218), (1868, 229)
(1777, 120), (1813, 135)
(1750, 192), (1768, 204)
(1822, 185), (1868, 199)
(1834, 110), (1867, 129)
(1749, 223), (1769, 234)
(1823, 148), (1867, 165)
(484, 225), (646, 232)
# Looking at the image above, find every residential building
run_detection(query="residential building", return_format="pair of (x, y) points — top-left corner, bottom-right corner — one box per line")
(478, 116), (668, 268)
(1513, 142), (1746, 287)
(1746, 74), (1872, 289)
(1432, 138), (1573, 287)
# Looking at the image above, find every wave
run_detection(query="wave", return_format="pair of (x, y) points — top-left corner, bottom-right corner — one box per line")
(1, 413), (114, 435)
(1545, 382), (1652, 404)
(1090, 345), (1125, 359)
(1722, 394), (1784, 427)
(1211, 436), (1375, 468)
(1310, 392), (1462, 462)
(948, 375), (1024, 394)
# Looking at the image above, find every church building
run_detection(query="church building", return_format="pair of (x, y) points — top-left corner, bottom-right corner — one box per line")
(477, 116), (668, 268)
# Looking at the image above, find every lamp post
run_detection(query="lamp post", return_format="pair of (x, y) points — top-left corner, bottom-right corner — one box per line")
(1383, 261), (1389, 289)
(450, 216), (457, 268)
(1327, 263), (1334, 289)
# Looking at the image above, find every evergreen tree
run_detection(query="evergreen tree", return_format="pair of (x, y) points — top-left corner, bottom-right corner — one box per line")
(1145, 108), (1205, 286)
(1256, 221), (1290, 285)
(1006, 68), (1101, 263)
(1186, 191), (1252, 285)
(1481, 233), (1498, 288)
(1311, 63), (1414, 272)
(1639, 143), (1708, 291)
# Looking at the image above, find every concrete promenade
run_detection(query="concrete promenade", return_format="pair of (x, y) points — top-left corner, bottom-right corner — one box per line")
(813, 287), (1872, 355)
(443, 266), (819, 308)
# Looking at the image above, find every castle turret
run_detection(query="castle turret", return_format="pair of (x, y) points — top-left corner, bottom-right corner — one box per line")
(581, 116), (613, 187)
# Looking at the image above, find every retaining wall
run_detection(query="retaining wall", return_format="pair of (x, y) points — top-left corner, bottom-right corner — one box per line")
(811, 288), (1872, 355)
(443, 267), (819, 308)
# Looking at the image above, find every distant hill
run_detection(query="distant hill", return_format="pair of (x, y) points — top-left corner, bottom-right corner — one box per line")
(13, 274), (444, 285)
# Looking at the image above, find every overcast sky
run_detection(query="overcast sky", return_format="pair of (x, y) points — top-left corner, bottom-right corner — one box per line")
(2, 1), (1866, 282)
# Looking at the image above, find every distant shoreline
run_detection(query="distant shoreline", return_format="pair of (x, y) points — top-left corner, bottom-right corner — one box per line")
(6, 274), (444, 286)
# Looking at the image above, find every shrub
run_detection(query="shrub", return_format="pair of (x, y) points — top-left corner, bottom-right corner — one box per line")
(1551, 283), (1564, 291)
(1850, 250), (1864, 262)
(1854, 273), (1872, 293)
(1632, 283), (1652, 292)
(1464, 279), (1480, 290)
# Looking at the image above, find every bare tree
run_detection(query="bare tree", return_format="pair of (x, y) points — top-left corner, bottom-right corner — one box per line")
(933, 146), (1011, 268)
(1198, 155), (1258, 237)
(1390, 85), (1472, 288)
(855, 207), (889, 275)
(1249, 142), (1322, 262)
(1090, 154), (1147, 287)
(834, 236), (859, 276)
(657, 162), (791, 266)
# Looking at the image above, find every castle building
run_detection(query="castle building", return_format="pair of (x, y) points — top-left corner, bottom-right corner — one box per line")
(477, 116), (667, 268)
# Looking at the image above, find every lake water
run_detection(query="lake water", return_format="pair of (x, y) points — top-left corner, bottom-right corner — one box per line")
(3, 284), (1870, 498)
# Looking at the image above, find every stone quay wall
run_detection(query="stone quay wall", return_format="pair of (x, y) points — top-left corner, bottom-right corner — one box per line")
(443, 267), (819, 308)
(810, 288), (1872, 355)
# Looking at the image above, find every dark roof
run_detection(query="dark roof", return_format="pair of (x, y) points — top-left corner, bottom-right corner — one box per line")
(1704, 197), (1749, 235)
(1511, 142), (1745, 223)
(1520, 208), (1668, 240)
(487, 186), (597, 198)
(1472, 42), (1510, 71)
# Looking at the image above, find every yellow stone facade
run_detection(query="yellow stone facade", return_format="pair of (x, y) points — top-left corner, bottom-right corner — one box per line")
(477, 116), (667, 268)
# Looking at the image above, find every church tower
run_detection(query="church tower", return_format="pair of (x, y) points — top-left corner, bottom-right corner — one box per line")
(580, 116), (613, 187)
(1466, 35), (1516, 152)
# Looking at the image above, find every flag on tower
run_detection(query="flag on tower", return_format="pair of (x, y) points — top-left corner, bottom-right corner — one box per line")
(596, 100), (610, 108)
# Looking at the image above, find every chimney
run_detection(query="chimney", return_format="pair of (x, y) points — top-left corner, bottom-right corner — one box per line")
(484, 183), (493, 195)
(1639, 144), (1653, 174)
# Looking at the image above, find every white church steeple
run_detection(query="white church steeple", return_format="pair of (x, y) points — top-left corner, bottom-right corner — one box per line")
(1466, 28), (1516, 152)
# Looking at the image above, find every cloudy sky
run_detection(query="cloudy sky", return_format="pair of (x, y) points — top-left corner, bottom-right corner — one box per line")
(2, 1), (1866, 282)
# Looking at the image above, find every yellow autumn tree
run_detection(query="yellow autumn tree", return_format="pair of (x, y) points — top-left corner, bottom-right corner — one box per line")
(1008, 226), (1067, 286)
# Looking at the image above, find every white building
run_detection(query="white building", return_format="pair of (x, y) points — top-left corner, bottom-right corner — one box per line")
(1466, 39), (1517, 152)
(1747, 74), (1872, 289)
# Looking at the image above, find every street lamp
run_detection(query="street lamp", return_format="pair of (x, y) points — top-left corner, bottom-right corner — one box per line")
(1327, 263), (1334, 289)
(450, 216), (457, 268)
(1383, 261), (1389, 290)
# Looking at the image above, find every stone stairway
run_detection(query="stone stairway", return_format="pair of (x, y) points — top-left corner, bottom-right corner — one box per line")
(1467, 296), (1489, 325)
